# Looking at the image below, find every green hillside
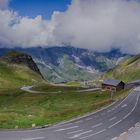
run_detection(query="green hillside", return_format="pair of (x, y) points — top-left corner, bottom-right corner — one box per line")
(4, 51), (26, 58)
(38, 55), (98, 83)
(0, 62), (43, 89)
(0, 52), (130, 129)
(103, 54), (140, 82)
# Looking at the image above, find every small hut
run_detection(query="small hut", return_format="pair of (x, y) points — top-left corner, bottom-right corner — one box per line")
(102, 79), (125, 92)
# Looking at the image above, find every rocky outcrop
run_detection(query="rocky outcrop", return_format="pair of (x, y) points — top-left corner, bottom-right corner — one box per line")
(2, 51), (43, 78)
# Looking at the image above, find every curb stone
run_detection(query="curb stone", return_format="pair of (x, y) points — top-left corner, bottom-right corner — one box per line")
(111, 122), (140, 140)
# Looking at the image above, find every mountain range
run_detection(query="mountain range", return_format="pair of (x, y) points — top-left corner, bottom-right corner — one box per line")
(0, 46), (129, 83)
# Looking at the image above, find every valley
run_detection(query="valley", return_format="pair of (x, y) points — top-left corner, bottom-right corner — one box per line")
(0, 0), (140, 139)
(0, 49), (137, 129)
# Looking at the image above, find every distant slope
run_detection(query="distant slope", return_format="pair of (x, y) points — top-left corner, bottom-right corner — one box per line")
(0, 51), (44, 89)
(103, 54), (140, 82)
(0, 62), (43, 89)
(38, 55), (98, 83)
(3, 51), (43, 78)
(0, 47), (128, 83)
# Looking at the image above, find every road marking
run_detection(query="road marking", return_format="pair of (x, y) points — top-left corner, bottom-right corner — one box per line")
(79, 129), (106, 139)
(52, 123), (73, 128)
(121, 104), (127, 108)
(109, 117), (117, 121)
(111, 137), (118, 140)
(69, 130), (92, 139)
(30, 90), (133, 133)
(22, 137), (45, 140)
(67, 130), (83, 134)
(123, 94), (139, 120)
(123, 113), (131, 120)
(111, 108), (115, 111)
(115, 90), (134, 109)
(85, 117), (92, 121)
(55, 126), (79, 132)
(108, 120), (122, 128)
(108, 94), (139, 129)
(134, 87), (140, 92)
(107, 110), (111, 113)
(92, 123), (103, 128)
(75, 120), (83, 124)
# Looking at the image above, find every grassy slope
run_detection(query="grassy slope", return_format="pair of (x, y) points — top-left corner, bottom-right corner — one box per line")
(4, 51), (26, 58)
(0, 57), (130, 129)
(0, 62), (43, 89)
(103, 54), (140, 82)
(0, 84), (129, 129)
(65, 81), (82, 86)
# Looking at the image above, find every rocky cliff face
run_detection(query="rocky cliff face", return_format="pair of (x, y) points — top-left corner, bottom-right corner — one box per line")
(2, 51), (43, 78)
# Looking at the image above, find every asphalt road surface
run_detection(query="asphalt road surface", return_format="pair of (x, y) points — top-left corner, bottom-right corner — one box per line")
(1, 87), (140, 140)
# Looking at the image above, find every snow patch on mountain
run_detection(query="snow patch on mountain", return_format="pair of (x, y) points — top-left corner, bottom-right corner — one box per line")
(116, 57), (125, 65)
(75, 64), (98, 74)
(72, 55), (81, 63)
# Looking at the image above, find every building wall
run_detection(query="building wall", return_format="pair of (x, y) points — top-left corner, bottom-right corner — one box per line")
(102, 83), (124, 92)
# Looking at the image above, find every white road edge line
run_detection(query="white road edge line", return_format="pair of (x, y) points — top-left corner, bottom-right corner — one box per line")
(79, 129), (106, 139)
(107, 110), (111, 113)
(121, 104), (127, 108)
(109, 94), (140, 129)
(105, 90), (133, 115)
(123, 94), (139, 120)
(92, 123), (103, 128)
(69, 130), (92, 139)
(109, 117), (117, 121)
(115, 89), (134, 109)
(22, 137), (45, 140)
(111, 108), (115, 111)
(67, 129), (83, 134)
(111, 137), (118, 140)
(52, 123), (73, 129)
(85, 118), (92, 121)
(54, 126), (79, 132)
(108, 120), (122, 129)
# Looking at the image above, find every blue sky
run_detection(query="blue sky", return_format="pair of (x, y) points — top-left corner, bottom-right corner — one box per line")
(9, 0), (71, 19)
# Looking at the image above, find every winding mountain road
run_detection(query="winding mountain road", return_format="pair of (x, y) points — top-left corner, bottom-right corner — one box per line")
(1, 87), (140, 140)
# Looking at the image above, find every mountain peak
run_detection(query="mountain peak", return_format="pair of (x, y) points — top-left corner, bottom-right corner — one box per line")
(4, 50), (26, 58)
(2, 50), (43, 78)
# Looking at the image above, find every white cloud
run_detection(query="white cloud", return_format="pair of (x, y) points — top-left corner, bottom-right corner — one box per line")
(0, 10), (56, 47)
(53, 0), (140, 54)
(1, 0), (140, 54)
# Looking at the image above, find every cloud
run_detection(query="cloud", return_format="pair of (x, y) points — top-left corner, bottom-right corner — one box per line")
(53, 0), (140, 54)
(0, 10), (56, 47)
(1, 0), (140, 54)
(0, 0), (10, 9)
